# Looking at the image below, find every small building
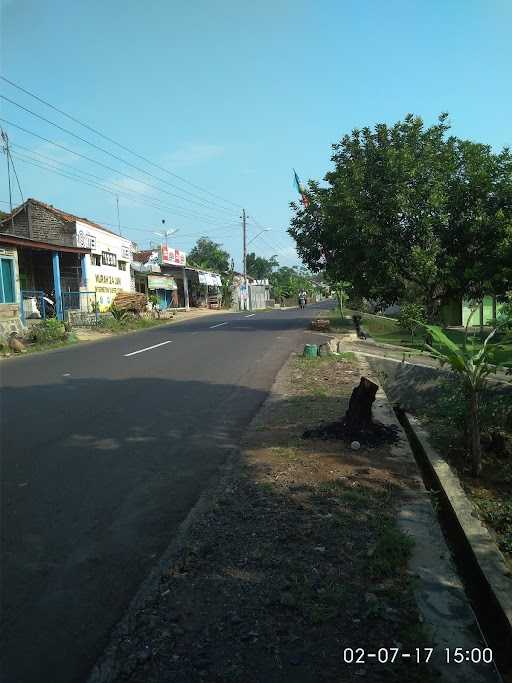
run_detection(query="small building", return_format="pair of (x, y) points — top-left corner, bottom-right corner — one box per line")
(0, 199), (133, 322)
(132, 245), (223, 311)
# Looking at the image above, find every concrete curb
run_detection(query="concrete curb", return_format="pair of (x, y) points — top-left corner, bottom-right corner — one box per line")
(355, 354), (502, 682)
(399, 412), (512, 653)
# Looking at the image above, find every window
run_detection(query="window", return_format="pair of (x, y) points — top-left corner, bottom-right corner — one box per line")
(118, 260), (127, 271)
(0, 258), (15, 303)
(92, 254), (101, 266)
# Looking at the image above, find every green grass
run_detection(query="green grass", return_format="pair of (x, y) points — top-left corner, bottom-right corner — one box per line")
(97, 316), (174, 334)
(332, 308), (512, 366)
(369, 525), (415, 579)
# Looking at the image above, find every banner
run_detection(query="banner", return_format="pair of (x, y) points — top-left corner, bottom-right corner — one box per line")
(160, 245), (186, 266)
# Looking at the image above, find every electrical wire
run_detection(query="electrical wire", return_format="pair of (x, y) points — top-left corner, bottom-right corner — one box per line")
(1, 94), (238, 217)
(10, 144), (240, 227)
(0, 118), (240, 223)
(1, 75), (241, 211)
(11, 152), (239, 229)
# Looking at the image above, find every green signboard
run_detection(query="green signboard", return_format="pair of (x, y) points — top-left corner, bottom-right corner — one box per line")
(148, 275), (177, 291)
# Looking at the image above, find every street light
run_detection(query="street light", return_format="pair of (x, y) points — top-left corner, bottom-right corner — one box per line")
(154, 228), (179, 248)
(247, 228), (271, 247)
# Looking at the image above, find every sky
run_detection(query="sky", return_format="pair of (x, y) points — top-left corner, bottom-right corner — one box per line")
(1, 0), (511, 271)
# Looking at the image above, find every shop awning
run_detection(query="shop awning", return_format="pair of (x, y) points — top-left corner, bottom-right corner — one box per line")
(198, 271), (222, 287)
(148, 275), (178, 290)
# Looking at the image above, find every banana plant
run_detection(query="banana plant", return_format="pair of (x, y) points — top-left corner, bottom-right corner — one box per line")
(419, 315), (507, 476)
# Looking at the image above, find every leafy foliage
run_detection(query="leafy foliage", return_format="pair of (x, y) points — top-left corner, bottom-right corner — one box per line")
(269, 266), (317, 303)
(289, 113), (512, 320)
(109, 305), (129, 322)
(397, 303), (427, 343)
(420, 319), (510, 475)
(189, 237), (230, 274)
(496, 294), (512, 333)
(27, 318), (67, 344)
(246, 252), (279, 280)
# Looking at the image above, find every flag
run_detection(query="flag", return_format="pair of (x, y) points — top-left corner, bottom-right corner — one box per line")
(293, 169), (310, 208)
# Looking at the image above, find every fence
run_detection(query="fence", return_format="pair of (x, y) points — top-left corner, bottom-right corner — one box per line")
(20, 290), (47, 324)
(62, 291), (99, 326)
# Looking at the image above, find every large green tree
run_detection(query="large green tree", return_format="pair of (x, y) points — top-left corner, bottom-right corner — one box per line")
(246, 252), (279, 280)
(289, 114), (512, 320)
(188, 237), (230, 274)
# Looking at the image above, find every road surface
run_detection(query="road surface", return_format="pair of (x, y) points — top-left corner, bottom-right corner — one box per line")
(0, 303), (331, 683)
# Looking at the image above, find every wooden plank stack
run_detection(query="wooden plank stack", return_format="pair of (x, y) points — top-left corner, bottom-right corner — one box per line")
(113, 292), (148, 313)
(310, 318), (331, 331)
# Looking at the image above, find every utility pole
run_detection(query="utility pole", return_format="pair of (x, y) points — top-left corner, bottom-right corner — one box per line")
(1, 129), (14, 229)
(242, 208), (247, 310)
(116, 196), (122, 236)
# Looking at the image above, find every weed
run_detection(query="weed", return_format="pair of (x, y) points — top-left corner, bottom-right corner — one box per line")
(369, 526), (415, 579)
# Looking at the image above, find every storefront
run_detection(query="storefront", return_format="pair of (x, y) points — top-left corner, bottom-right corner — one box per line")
(76, 220), (133, 311)
(147, 274), (178, 309)
(192, 270), (222, 308)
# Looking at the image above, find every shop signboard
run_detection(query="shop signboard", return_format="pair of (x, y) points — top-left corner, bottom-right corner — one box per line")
(102, 251), (117, 267)
(148, 275), (178, 290)
(160, 245), (186, 266)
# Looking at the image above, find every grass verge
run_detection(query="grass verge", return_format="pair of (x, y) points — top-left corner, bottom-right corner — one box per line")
(104, 353), (434, 683)
(412, 378), (512, 563)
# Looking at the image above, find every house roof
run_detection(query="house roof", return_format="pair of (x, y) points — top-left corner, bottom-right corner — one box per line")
(132, 249), (156, 263)
(0, 198), (122, 238)
(0, 232), (90, 254)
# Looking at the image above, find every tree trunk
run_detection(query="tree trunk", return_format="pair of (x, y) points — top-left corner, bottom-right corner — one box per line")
(345, 377), (379, 431)
(469, 391), (482, 477)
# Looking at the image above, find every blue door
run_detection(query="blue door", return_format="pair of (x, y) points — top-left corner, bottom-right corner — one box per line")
(0, 258), (15, 303)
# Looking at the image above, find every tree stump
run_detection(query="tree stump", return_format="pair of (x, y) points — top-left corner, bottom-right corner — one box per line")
(345, 377), (379, 431)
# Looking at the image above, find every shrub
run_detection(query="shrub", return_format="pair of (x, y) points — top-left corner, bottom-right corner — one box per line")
(109, 305), (129, 322)
(397, 303), (427, 344)
(28, 318), (67, 344)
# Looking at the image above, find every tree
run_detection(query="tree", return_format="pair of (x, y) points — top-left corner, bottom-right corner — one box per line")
(269, 266), (318, 303)
(421, 314), (509, 476)
(188, 237), (230, 274)
(397, 303), (428, 345)
(289, 114), (512, 321)
(246, 252), (279, 280)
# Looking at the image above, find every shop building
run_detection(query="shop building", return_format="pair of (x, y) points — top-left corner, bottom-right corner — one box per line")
(0, 199), (133, 321)
(132, 245), (222, 310)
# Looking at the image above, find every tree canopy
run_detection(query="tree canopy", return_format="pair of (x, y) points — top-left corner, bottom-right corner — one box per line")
(246, 252), (279, 280)
(289, 113), (512, 319)
(188, 237), (230, 274)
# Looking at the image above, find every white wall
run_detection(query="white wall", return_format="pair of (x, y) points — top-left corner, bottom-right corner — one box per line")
(75, 221), (133, 310)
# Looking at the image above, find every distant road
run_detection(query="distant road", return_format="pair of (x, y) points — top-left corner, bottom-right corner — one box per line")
(1, 302), (333, 683)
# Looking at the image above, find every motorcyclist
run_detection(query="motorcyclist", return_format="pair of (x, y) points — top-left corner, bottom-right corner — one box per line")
(298, 290), (307, 309)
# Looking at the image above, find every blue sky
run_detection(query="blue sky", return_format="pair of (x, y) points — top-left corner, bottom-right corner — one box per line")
(1, 0), (511, 270)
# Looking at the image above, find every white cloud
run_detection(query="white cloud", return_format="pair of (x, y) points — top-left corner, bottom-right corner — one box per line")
(163, 144), (224, 167)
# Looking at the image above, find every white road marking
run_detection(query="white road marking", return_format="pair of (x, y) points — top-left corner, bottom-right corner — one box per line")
(244, 314), (255, 318)
(209, 322), (228, 329)
(62, 373), (71, 377)
(124, 340), (173, 357)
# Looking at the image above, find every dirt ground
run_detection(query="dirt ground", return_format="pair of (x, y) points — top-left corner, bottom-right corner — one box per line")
(95, 353), (434, 683)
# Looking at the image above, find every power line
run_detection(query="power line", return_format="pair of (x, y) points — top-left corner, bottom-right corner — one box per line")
(1, 75), (241, 211)
(1, 93), (238, 217)
(1, 118), (239, 223)
(10, 143), (239, 226)
(11, 152), (239, 229)
(6, 148), (23, 203)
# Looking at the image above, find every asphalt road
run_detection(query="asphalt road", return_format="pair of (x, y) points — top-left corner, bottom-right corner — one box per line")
(0, 302), (331, 683)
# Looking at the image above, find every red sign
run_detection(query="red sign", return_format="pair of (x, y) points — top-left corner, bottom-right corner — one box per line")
(160, 245), (186, 266)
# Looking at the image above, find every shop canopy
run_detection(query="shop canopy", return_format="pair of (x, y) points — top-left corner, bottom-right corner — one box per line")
(198, 271), (222, 287)
(148, 274), (178, 290)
